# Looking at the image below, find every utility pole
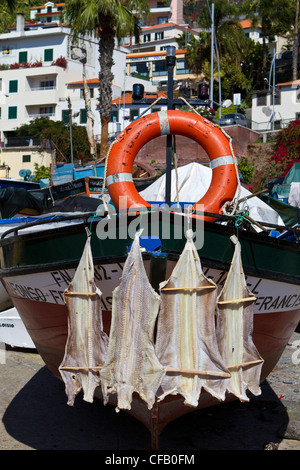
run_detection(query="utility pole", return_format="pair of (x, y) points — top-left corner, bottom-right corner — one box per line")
(165, 46), (176, 207)
(210, 2), (214, 108)
(67, 97), (74, 177)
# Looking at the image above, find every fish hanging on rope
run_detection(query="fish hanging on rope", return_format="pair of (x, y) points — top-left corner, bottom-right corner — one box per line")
(100, 231), (165, 412)
(59, 230), (109, 405)
(216, 235), (263, 402)
(155, 229), (231, 407)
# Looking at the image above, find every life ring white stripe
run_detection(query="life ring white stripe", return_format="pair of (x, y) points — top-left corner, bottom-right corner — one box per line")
(158, 111), (170, 135)
(210, 155), (234, 170)
(106, 172), (133, 186)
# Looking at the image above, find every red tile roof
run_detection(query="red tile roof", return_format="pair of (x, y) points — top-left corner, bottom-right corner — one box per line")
(277, 79), (300, 86)
(112, 91), (167, 105)
(68, 78), (100, 86)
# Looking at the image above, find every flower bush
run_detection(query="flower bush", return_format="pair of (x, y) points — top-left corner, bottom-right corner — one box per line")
(263, 120), (300, 183)
(51, 56), (67, 69)
(3, 57), (67, 70)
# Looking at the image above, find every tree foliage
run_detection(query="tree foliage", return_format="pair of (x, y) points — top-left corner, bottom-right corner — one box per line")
(180, 0), (300, 106)
(63, 0), (150, 158)
(0, 0), (37, 33)
(15, 117), (93, 163)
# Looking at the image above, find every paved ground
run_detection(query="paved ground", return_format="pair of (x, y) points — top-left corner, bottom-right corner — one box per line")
(0, 327), (299, 452)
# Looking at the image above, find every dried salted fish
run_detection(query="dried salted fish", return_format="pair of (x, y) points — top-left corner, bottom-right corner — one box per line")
(59, 233), (109, 405)
(216, 235), (263, 401)
(155, 230), (230, 407)
(100, 232), (165, 411)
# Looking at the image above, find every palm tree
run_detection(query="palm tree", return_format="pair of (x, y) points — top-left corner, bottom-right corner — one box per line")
(238, 0), (295, 84)
(197, 0), (244, 60)
(64, 0), (150, 159)
(5, 0), (16, 11)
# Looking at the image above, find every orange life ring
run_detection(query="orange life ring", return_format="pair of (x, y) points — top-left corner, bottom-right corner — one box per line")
(106, 110), (238, 221)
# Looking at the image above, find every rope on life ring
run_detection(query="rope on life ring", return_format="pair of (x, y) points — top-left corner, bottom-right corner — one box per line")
(105, 110), (239, 222)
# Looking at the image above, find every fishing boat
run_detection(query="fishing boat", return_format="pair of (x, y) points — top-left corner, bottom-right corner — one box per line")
(50, 159), (157, 191)
(0, 109), (299, 449)
(0, 160), (156, 219)
(0, 307), (35, 349)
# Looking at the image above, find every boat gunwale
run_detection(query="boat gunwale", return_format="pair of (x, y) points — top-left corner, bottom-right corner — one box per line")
(0, 210), (299, 285)
(0, 247), (299, 287)
(0, 207), (298, 246)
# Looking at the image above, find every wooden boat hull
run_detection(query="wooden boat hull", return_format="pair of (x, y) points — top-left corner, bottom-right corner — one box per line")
(4, 270), (300, 443)
(0, 212), (299, 445)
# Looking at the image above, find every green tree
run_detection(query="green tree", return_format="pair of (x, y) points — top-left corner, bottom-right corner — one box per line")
(238, 0), (295, 80)
(196, 0), (246, 59)
(180, 1), (254, 102)
(178, 32), (211, 75)
(15, 117), (92, 163)
(5, 0), (16, 11)
(64, 0), (150, 158)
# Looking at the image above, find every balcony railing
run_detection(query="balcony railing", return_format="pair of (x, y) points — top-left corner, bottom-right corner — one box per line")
(29, 85), (56, 91)
(27, 112), (55, 118)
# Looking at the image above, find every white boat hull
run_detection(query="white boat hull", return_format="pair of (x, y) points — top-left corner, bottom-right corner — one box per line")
(0, 307), (35, 348)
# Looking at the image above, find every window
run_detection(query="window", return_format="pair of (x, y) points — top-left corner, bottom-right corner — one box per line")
(271, 93), (281, 106)
(2, 46), (11, 55)
(157, 17), (168, 24)
(80, 88), (94, 99)
(19, 51), (27, 63)
(155, 32), (164, 40)
(8, 106), (17, 119)
(40, 80), (55, 89)
(143, 34), (151, 42)
(111, 110), (119, 122)
(257, 93), (267, 106)
(130, 109), (139, 121)
(152, 60), (167, 76)
(130, 61), (149, 78)
(39, 106), (53, 115)
(62, 109), (69, 123)
(9, 80), (18, 93)
(22, 155), (31, 163)
(44, 48), (53, 62)
(176, 59), (189, 75)
(80, 109), (87, 124)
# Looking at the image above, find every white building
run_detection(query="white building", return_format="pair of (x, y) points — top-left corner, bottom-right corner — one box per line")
(124, 0), (199, 87)
(0, 4), (126, 147)
(240, 19), (288, 58)
(67, 74), (158, 139)
(251, 79), (300, 131)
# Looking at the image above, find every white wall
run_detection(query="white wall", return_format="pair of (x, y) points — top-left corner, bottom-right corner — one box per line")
(0, 146), (52, 179)
(251, 84), (300, 131)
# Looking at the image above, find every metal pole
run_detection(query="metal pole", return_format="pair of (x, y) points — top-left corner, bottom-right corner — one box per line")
(269, 50), (276, 131)
(165, 46), (176, 207)
(67, 97), (74, 177)
(273, 50), (275, 131)
(210, 2), (214, 108)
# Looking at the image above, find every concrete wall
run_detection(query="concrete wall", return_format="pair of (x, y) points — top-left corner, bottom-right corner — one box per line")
(0, 147), (52, 179)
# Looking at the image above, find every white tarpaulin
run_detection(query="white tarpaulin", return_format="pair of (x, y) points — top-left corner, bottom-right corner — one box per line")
(288, 182), (300, 208)
(140, 163), (284, 228)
